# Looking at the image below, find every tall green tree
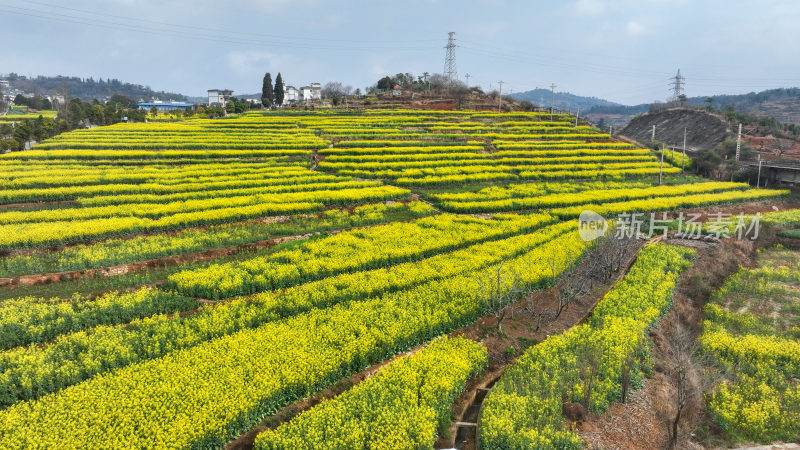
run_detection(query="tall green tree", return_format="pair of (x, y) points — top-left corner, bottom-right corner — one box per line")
(273, 73), (285, 106)
(261, 73), (273, 108)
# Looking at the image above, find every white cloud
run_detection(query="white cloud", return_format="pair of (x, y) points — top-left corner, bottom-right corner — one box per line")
(625, 20), (646, 36)
(368, 58), (389, 78)
(227, 50), (291, 77)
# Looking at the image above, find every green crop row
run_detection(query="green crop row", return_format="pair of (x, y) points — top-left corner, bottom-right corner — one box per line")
(0, 222), (574, 409)
(254, 336), (487, 449)
(0, 227), (587, 447)
(0, 202), (437, 278)
(167, 213), (555, 299)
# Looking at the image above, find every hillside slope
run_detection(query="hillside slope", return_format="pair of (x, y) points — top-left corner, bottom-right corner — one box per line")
(695, 87), (800, 124)
(619, 108), (730, 151)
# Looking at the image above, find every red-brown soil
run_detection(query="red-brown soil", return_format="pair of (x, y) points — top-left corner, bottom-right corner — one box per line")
(0, 233), (311, 289)
(578, 234), (763, 450)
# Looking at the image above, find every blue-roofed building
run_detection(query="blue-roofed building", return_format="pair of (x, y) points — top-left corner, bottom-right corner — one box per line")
(138, 101), (195, 112)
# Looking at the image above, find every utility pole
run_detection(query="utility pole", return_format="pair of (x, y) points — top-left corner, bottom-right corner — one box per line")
(464, 73), (470, 87)
(651, 125), (656, 142)
(497, 80), (504, 112)
(549, 83), (556, 121)
(659, 144), (665, 185)
(575, 108), (579, 127)
(757, 159), (763, 188)
(735, 123), (742, 160)
(682, 127), (687, 173)
(443, 32), (457, 83)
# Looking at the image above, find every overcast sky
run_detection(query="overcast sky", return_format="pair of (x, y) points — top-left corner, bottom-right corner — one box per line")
(2, 0), (799, 104)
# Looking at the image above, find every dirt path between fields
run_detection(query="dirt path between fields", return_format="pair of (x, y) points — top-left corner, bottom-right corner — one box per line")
(0, 200), (78, 210)
(0, 215), (424, 290)
(0, 233), (312, 289)
(441, 238), (646, 450)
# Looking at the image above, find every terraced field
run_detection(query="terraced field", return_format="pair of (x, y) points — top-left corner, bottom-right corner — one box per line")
(0, 109), (790, 448)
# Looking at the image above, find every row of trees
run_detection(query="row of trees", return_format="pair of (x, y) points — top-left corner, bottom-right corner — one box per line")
(373, 72), (471, 95)
(260, 72), (358, 107)
(11, 94), (53, 110)
(3, 73), (188, 102)
(0, 94), (151, 151)
(261, 72), (285, 108)
(224, 97), (254, 115)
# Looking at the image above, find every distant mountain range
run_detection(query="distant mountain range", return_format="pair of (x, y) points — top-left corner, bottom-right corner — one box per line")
(6, 73), (798, 125)
(2, 74), (189, 102)
(510, 88), (622, 113)
(511, 87), (800, 125)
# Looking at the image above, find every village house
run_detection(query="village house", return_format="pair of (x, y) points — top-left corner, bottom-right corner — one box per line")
(207, 89), (233, 106)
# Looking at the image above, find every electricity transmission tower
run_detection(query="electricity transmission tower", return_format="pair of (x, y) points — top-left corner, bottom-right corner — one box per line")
(669, 69), (685, 102)
(443, 32), (457, 82)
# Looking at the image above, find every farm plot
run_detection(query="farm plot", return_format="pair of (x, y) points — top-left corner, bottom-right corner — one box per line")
(701, 246), (800, 444)
(0, 108), (789, 448)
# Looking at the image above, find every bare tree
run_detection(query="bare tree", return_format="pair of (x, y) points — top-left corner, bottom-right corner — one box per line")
(549, 263), (575, 318)
(591, 227), (639, 281)
(548, 247), (590, 319)
(771, 138), (790, 159)
(521, 291), (553, 332)
(658, 327), (719, 449)
(321, 82), (353, 100)
(425, 74), (467, 94)
(473, 263), (522, 334)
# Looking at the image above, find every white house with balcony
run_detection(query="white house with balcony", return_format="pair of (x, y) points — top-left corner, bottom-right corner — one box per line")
(208, 89), (233, 106)
(300, 83), (321, 102)
(284, 85), (300, 103)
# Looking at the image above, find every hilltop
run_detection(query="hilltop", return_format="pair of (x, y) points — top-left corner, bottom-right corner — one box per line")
(698, 87), (800, 124)
(511, 88), (621, 112)
(619, 108), (730, 151)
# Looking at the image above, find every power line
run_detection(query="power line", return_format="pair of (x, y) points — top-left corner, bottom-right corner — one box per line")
(458, 40), (672, 78)
(458, 40), (798, 88)
(12, 0), (444, 44)
(0, 3), (438, 51)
